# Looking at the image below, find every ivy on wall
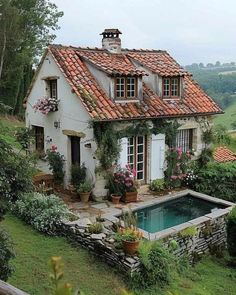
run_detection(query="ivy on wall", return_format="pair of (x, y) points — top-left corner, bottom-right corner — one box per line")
(91, 119), (180, 171)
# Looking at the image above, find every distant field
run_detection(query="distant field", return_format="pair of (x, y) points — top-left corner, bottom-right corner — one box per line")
(214, 99), (236, 129)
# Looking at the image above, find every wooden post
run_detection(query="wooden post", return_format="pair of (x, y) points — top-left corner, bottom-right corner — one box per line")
(0, 280), (29, 295)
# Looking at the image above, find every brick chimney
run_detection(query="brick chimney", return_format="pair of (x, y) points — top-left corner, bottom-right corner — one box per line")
(100, 29), (122, 53)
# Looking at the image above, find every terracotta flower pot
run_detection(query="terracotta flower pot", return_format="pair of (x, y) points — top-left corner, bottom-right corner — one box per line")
(124, 191), (138, 203)
(111, 194), (121, 204)
(122, 240), (140, 255)
(80, 192), (90, 203)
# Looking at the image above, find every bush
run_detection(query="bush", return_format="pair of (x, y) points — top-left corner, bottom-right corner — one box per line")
(47, 146), (64, 184)
(0, 138), (33, 201)
(193, 162), (236, 201)
(227, 207), (236, 257)
(77, 181), (93, 193)
(71, 163), (86, 188)
(149, 179), (165, 192)
(12, 192), (69, 235)
(0, 229), (15, 281)
(132, 241), (175, 289)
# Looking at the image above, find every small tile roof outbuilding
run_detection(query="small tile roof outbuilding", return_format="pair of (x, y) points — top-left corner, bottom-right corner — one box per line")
(213, 146), (236, 163)
(27, 44), (222, 121)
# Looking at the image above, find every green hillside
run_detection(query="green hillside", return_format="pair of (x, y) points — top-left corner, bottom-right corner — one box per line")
(214, 98), (236, 129)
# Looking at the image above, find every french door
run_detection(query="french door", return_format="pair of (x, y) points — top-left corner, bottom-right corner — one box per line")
(127, 136), (146, 181)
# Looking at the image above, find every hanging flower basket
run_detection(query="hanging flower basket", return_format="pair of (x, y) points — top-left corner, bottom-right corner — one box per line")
(33, 97), (59, 115)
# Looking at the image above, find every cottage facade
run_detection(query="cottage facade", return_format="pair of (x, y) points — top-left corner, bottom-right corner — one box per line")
(25, 29), (222, 197)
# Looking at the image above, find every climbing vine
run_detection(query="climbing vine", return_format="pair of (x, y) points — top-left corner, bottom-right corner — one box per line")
(91, 119), (180, 171)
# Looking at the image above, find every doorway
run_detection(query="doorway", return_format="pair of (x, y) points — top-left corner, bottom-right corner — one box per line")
(71, 136), (81, 165)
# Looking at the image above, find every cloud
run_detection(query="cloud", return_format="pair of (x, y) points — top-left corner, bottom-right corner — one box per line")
(53, 0), (236, 64)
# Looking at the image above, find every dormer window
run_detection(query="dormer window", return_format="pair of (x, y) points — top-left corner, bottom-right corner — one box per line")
(163, 77), (180, 98)
(115, 77), (137, 99)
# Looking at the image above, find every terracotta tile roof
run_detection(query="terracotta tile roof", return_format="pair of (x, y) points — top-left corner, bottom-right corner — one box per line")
(213, 147), (236, 163)
(47, 44), (222, 121)
(77, 49), (146, 76)
(126, 50), (188, 76)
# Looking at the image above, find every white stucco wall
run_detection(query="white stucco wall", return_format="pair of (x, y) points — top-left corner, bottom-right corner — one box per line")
(25, 52), (97, 185)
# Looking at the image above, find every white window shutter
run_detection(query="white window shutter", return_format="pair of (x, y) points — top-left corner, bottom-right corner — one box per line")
(118, 137), (128, 168)
(151, 134), (165, 180)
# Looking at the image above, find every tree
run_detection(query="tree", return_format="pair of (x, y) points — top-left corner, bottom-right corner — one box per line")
(0, 0), (63, 115)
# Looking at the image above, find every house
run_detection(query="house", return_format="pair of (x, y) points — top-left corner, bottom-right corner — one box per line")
(213, 146), (236, 163)
(24, 29), (222, 197)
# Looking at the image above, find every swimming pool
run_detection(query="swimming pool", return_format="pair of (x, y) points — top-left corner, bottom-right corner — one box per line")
(136, 194), (226, 233)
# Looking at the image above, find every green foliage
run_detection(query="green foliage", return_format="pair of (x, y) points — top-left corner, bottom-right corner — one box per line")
(50, 256), (84, 295)
(121, 209), (137, 228)
(12, 192), (69, 235)
(15, 127), (34, 150)
(227, 207), (236, 257)
(0, 101), (12, 114)
(71, 163), (86, 188)
(193, 161), (236, 201)
(213, 124), (232, 145)
(197, 148), (213, 168)
(0, 198), (7, 222)
(132, 241), (175, 289)
(0, 228), (15, 281)
(149, 179), (165, 192)
(0, 138), (33, 201)
(47, 149), (65, 184)
(92, 119), (179, 171)
(179, 226), (197, 238)
(0, 0), (63, 115)
(77, 181), (93, 193)
(88, 222), (103, 234)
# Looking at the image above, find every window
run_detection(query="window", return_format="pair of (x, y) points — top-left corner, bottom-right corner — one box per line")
(115, 77), (137, 99)
(163, 77), (180, 98)
(175, 129), (193, 152)
(127, 136), (146, 180)
(49, 79), (57, 99)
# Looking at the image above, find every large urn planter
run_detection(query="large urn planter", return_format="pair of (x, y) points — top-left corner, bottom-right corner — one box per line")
(111, 194), (121, 205)
(79, 192), (90, 203)
(124, 191), (138, 203)
(122, 240), (140, 255)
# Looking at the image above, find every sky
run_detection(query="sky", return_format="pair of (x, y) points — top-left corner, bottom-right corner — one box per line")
(53, 0), (236, 65)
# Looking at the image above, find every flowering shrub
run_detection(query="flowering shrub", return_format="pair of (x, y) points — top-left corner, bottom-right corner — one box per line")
(47, 145), (64, 184)
(12, 192), (69, 235)
(183, 170), (198, 188)
(116, 227), (143, 242)
(165, 148), (191, 188)
(112, 165), (137, 195)
(33, 97), (59, 115)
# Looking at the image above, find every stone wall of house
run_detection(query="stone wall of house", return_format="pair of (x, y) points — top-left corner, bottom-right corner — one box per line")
(60, 209), (229, 275)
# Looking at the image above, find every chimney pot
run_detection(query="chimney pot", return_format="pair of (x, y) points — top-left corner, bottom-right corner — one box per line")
(100, 29), (122, 54)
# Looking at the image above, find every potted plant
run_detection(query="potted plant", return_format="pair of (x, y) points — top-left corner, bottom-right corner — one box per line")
(116, 209), (143, 255)
(112, 165), (138, 203)
(111, 193), (121, 204)
(77, 181), (93, 203)
(117, 227), (143, 255)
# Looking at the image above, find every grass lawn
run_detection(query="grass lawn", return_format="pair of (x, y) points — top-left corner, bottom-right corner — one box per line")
(2, 215), (236, 295)
(0, 115), (24, 148)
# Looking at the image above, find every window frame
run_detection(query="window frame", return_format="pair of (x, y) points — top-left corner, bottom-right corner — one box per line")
(162, 77), (180, 99)
(175, 129), (193, 152)
(49, 79), (58, 99)
(115, 76), (137, 100)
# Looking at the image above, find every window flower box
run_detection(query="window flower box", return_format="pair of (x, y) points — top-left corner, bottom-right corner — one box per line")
(33, 97), (59, 115)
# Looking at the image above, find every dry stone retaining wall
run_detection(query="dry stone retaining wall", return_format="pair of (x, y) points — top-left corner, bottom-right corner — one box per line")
(60, 207), (231, 274)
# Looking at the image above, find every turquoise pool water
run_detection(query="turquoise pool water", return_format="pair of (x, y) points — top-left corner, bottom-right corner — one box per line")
(136, 195), (225, 233)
